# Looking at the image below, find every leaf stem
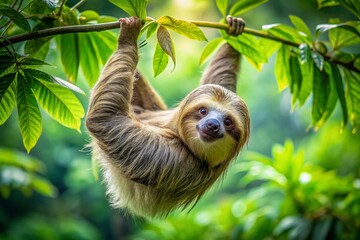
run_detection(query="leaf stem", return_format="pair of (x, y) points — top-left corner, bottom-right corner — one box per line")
(0, 19), (359, 73)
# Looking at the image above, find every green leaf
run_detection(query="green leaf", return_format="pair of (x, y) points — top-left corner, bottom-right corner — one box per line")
(90, 31), (117, 65)
(60, 34), (80, 82)
(0, 147), (44, 172)
(299, 44), (312, 64)
(230, 0), (268, 16)
(24, 69), (84, 94)
(289, 15), (312, 40)
(298, 60), (313, 106)
(275, 45), (291, 91)
(157, 26), (176, 68)
(330, 63), (348, 129)
(216, 0), (228, 17)
(0, 73), (16, 100)
(199, 38), (225, 65)
(312, 64), (332, 129)
(327, 19), (360, 49)
(316, 21), (360, 41)
(19, 57), (49, 66)
(97, 15), (118, 23)
(312, 51), (324, 71)
(315, 63), (338, 130)
(289, 55), (302, 105)
(109, 0), (148, 19)
(146, 22), (158, 39)
(79, 34), (101, 86)
(29, 76), (84, 131)
(28, 0), (56, 15)
(316, 0), (339, 8)
(312, 218), (332, 240)
(0, 4), (30, 31)
(153, 43), (169, 77)
(337, 0), (360, 18)
(80, 10), (100, 22)
(259, 37), (282, 59)
(226, 34), (268, 68)
(16, 74), (42, 153)
(0, 75), (16, 125)
(343, 69), (360, 132)
(30, 176), (57, 197)
(263, 23), (308, 44)
(157, 16), (207, 41)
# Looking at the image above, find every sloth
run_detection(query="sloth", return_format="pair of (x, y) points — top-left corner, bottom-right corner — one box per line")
(86, 16), (250, 218)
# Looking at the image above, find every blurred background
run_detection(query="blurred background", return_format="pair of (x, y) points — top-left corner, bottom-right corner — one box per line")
(0, 0), (359, 239)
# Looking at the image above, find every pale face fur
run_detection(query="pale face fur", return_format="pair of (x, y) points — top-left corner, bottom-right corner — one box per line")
(175, 84), (249, 167)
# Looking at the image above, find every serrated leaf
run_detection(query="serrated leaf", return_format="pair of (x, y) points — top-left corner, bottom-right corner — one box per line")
(109, 0), (147, 19)
(312, 64), (331, 128)
(29, 76), (84, 131)
(0, 76), (16, 125)
(157, 16), (207, 41)
(153, 43), (169, 77)
(330, 62), (348, 129)
(289, 55), (302, 105)
(23, 69), (84, 95)
(0, 4), (30, 31)
(157, 26), (176, 68)
(61, 34), (80, 82)
(299, 43), (312, 64)
(343, 69), (360, 132)
(289, 15), (312, 40)
(216, 0), (228, 17)
(16, 74), (42, 153)
(230, 0), (268, 16)
(199, 38), (225, 65)
(275, 45), (291, 91)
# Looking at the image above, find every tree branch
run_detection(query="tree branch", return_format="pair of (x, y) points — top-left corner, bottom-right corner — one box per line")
(0, 19), (359, 74)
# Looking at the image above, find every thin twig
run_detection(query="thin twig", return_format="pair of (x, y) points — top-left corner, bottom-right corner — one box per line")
(71, 0), (87, 10)
(0, 19), (359, 74)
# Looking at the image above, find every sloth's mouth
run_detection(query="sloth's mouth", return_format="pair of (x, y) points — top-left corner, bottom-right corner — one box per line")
(198, 128), (223, 142)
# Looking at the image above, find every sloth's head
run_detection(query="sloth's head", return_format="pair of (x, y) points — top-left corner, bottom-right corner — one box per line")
(176, 84), (250, 167)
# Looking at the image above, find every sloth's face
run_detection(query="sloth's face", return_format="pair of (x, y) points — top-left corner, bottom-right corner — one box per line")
(178, 85), (250, 167)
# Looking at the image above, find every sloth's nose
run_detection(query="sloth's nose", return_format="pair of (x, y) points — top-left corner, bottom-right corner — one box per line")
(205, 118), (220, 132)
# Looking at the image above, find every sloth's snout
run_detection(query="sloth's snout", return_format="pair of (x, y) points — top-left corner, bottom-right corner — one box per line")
(205, 118), (220, 133)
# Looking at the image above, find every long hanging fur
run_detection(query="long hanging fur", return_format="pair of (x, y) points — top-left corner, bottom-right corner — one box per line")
(86, 17), (250, 218)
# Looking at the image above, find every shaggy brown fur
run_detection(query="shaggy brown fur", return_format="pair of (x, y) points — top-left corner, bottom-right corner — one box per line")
(86, 17), (250, 218)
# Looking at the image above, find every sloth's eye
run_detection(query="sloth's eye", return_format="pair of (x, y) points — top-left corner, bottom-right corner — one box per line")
(199, 107), (207, 115)
(224, 118), (233, 127)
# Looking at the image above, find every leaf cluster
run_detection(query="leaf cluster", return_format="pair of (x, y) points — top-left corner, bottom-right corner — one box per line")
(0, 0), (359, 151)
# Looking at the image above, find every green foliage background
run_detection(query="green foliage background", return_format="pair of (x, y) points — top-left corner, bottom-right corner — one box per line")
(0, 0), (359, 239)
